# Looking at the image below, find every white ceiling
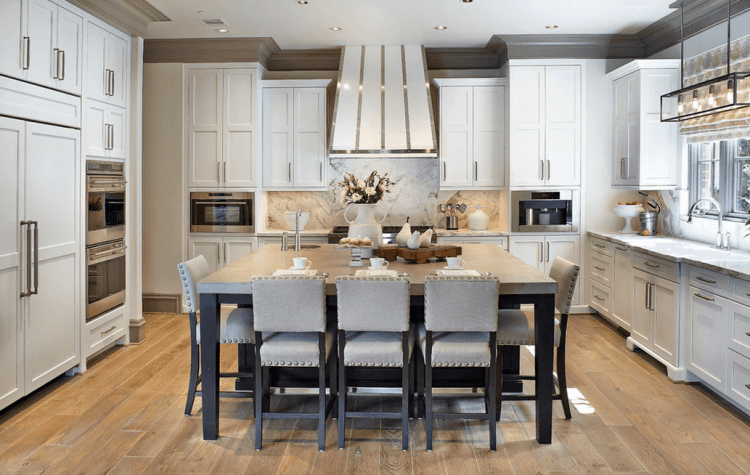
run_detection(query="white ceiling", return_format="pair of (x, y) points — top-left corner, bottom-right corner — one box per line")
(146, 0), (675, 49)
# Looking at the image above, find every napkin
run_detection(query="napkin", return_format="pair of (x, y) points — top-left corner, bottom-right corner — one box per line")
(435, 269), (481, 276)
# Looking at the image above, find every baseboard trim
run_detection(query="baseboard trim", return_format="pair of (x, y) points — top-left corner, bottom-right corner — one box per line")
(129, 317), (147, 344)
(143, 293), (181, 314)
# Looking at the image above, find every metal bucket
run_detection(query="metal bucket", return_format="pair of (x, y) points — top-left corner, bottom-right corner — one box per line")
(639, 210), (658, 235)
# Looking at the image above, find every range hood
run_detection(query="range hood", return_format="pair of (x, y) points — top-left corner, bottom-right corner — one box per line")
(329, 45), (437, 158)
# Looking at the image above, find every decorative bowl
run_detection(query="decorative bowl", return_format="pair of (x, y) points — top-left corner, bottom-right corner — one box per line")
(613, 205), (644, 234)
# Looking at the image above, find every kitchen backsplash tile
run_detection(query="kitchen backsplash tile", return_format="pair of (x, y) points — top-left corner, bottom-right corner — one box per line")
(265, 158), (505, 230)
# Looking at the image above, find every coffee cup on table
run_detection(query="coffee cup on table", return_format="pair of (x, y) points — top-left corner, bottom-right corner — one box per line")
(292, 257), (312, 270)
(446, 257), (465, 270)
(370, 257), (389, 270)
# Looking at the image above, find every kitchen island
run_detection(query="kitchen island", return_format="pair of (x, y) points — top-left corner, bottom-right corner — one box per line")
(197, 243), (558, 443)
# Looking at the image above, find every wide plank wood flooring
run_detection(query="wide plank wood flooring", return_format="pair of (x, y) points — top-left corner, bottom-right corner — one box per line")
(2, 311), (750, 474)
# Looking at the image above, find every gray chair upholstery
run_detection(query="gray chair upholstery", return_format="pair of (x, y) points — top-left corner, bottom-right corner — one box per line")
(335, 276), (414, 451)
(250, 275), (336, 452)
(420, 275), (500, 452)
(177, 255), (255, 416)
(496, 256), (580, 421)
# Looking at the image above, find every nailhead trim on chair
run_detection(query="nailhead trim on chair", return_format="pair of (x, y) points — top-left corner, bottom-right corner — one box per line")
(336, 276), (410, 282)
(220, 338), (253, 343)
(261, 360), (317, 367)
(431, 361), (490, 367)
(347, 361), (404, 367)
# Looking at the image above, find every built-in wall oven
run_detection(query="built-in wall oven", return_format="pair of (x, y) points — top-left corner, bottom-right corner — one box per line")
(511, 190), (579, 233)
(86, 160), (126, 320)
(190, 192), (254, 233)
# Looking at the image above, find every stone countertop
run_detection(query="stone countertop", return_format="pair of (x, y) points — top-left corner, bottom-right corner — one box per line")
(434, 228), (506, 237)
(588, 231), (750, 281)
(257, 228), (332, 237)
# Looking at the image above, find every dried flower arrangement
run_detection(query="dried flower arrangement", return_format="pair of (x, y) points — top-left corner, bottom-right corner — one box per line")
(338, 171), (396, 205)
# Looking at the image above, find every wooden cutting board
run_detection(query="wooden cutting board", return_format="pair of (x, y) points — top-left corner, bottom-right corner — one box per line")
(374, 244), (462, 264)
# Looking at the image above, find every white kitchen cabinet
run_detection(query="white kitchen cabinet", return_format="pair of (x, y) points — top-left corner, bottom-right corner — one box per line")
(0, 117), (80, 411)
(0, 0), (82, 95)
(611, 245), (634, 331)
(630, 267), (679, 367)
(85, 99), (125, 159)
(434, 79), (506, 190)
(189, 236), (256, 273)
(263, 82), (328, 189)
(189, 68), (258, 188)
(509, 235), (544, 272)
(509, 64), (581, 187)
(609, 61), (679, 190)
(687, 287), (728, 391)
(86, 21), (127, 107)
(510, 234), (581, 304)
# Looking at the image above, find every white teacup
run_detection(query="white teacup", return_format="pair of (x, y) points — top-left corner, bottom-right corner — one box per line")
(292, 257), (312, 270)
(446, 257), (465, 269)
(370, 257), (389, 270)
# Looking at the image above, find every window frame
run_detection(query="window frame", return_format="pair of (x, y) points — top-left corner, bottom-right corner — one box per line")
(688, 139), (749, 222)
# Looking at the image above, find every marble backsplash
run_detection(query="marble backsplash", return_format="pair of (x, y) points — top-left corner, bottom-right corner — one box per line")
(264, 158), (506, 230)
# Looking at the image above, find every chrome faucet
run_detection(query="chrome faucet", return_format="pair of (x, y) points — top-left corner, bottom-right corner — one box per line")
(294, 209), (302, 251)
(687, 197), (731, 250)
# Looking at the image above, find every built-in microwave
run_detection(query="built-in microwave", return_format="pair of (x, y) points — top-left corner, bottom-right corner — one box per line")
(190, 192), (254, 233)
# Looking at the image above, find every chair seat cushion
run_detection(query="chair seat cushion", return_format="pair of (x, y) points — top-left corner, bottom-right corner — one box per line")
(343, 326), (416, 367)
(196, 307), (254, 344)
(496, 309), (561, 346)
(260, 323), (336, 367)
(417, 324), (492, 367)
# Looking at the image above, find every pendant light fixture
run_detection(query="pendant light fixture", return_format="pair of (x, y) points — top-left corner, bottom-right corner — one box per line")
(660, 0), (750, 122)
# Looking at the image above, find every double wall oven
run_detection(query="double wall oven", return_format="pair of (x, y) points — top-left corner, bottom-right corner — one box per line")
(86, 160), (126, 320)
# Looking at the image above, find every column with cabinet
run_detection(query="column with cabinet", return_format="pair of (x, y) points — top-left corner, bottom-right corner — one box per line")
(433, 78), (506, 189)
(509, 234), (581, 304)
(262, 80), (330, 189)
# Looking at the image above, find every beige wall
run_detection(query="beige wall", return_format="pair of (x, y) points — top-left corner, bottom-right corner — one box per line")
(142, 63), (184, 296)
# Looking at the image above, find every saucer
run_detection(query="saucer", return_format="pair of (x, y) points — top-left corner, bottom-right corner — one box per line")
(443, 266), (465, 270)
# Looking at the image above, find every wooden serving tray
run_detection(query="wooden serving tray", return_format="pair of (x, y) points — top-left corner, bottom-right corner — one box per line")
(374, 244), (462, 264)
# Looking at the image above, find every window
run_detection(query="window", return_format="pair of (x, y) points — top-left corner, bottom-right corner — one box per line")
(689, 138), (750, 219)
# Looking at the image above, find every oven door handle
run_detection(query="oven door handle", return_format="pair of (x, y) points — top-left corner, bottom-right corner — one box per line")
(193, 201), (245, 206)
(89, 246), (127, 263)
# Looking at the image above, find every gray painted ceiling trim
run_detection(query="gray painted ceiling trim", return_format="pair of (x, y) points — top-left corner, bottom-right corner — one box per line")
(66, 0), (169, 37)
(501, 35), (645, 59)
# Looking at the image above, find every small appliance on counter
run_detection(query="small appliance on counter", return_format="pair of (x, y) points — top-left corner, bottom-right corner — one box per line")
(511, 190), (577, 232)
(638, 192), (661, 236)
(438, 203), (466, 230)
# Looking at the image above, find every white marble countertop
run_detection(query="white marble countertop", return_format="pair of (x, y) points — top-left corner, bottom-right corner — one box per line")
(434, 228), (506, 237)
(588, 231), (750, 281)
(257, 228), (332, 237)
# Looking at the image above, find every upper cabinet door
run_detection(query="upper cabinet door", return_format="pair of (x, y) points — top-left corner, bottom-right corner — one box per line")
(223, 69), (256, 188)
(293, 87), (327, 188)
(639, 69), (678, 188)
(0, 0), (25, 81)
(612, 73), (639, 186)
(188, 69), (223, 188)
(86, 22), (107, 103)
(84, 99), (107, 157)
(26, 0), (56, 89)
(473, 86), (505, 188)
(107, 32), (128, 108)
(54, 6), (82, 96)
(510, 66), (545, 187)
(544, 65), (580, 186)
(440, 86), (473, 188)
(263, 88), (294, 188)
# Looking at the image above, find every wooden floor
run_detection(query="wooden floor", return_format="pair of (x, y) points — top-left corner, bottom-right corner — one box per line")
(2, 312), (750, 475)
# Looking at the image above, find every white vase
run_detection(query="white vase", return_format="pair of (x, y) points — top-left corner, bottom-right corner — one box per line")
(344, 204), (387, 254)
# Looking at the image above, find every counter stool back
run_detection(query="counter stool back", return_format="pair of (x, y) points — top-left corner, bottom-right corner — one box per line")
(421, 275), (500, 451)
(177, 255), (255, 416)
(251, 275), (337, 451)
(336, 276), (413, 450)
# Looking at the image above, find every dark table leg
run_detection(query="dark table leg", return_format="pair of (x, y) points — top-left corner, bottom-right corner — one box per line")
(500, 346), (523, 393)
(200, 293), (220, 440)
(534, 294), (555, 444)
(236, 343), (255, 391)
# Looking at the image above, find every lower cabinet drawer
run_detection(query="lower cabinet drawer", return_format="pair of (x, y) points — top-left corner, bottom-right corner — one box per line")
(589, 280), (612, 317)
(727, 349), (750, 412)
(633, 252), (679, 283)
(729, 301), (750, 360)
(590, 252), (613, 286)
(86, 308), (125, 356)
(689, 266), (729, 296)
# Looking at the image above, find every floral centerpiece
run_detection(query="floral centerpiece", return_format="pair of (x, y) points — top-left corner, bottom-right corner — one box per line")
(338, 171), (396, 204)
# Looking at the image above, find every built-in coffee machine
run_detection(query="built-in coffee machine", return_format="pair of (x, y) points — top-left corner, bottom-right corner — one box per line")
(511, 190), (578, 232)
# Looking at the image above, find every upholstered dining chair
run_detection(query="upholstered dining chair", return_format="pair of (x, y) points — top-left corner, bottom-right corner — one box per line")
(419, 275), (500, 452)
(177, 255), (255, 416)
(250, 275), (337, 452)
(336, 276), (414, 451)
(495, 256), (580, 420)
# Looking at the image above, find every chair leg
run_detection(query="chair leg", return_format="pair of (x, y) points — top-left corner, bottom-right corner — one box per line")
(331, 343), (338, 421)
(425, 331), (433, 452)
(417, 348), (425, 419)
(185, 339), (200, 416)
(254, 332), (263, 451)
(402, 331), (409, 451)
(557, 345), (572, 420)
(318, 333), (326, 452)
(338, 330), (346, 450)
(489, 333), (497, 452)
(496, 347), (503, 422)
(408, 350), (415, 420)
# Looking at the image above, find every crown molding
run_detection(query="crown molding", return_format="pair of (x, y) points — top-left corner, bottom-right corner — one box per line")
(66, 0), (169, 37)
(144, 38), (279, 67)
(500, 34), (645, 59)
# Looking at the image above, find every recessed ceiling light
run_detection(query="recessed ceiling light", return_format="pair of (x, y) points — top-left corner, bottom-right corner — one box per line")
(435, 25), (447, 30)
(546, 25), (558, 29)
(297, 0), (308, 4)
(216, 28), (229, 33)
(330, 26), (342, 31)
(461, 0), (473, 2)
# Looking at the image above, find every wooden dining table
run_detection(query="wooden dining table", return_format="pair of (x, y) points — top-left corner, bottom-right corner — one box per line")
(197, 243), (558, 444)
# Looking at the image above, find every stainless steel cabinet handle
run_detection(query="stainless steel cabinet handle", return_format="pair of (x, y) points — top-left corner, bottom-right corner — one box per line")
(111, 70), (115, 96)
(695, 293), (715, 302)
(594, 266), (605, 271)
(224, 242), (228, 264)
(594, 243), (605, 249)
(745, 332), (750, 337)
(25, 221), (38, 296)
(593, 295), (604, 301)
(443, 162), (446, 181)
(645, 282), (650, 309)
(110, 123), (115, 150)
(615, 246), (628, 251)
(223, 162), (227, 184)
(745, 384), (750, 390)
(319, 162), (323, 182)
(644, 261), (660, 268)
(540, 160), (544, 181)
(539, 243), (543, 263)
(22, 37), (30, 70)
(696, 276), (717, 284)
(217, 162), (220, 181)
(621, 157), (627, 180)
(546, 241), (550, 263)
(474, 161), (478, 181)
(60, 50), (65, 81)
(53, 48), (59, 79)
(288, 162), (292, 182)
(20, 221), (31, 297)
(547, 159), (551, 180)
(104, 70), (110, 95)
(101, 325), (117, 335)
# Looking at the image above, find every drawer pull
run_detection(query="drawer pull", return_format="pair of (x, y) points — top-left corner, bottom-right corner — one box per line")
(746, 384), (750, 390)
(745, 332), (750, 337)
(696, 276), (717, 284)
(594, 243), (606, 249)
(695, 293), (715, 302)
(644, 261), (660, 268)
(593, 295), (604, 302)
(101, 325), (117, 335)
(594, 266), (605, 271)
(615, 246), (628, 251)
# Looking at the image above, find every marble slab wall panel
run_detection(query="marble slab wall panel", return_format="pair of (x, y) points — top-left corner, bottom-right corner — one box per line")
(265, 158), (505, 230)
